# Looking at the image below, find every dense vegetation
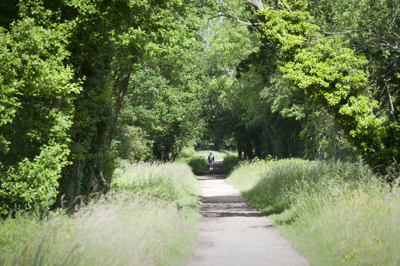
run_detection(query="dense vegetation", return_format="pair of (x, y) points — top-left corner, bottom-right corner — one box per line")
(204, 0), (400, 170)
(226, 158), (400, 265)
(1, 0), (400, 242)
(0, 0), (217, 214)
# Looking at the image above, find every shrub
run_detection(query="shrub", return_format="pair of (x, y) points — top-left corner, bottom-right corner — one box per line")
(176, 156), (208, 174)
(222, 154), (240, 173)
(178, 147), (195, 158)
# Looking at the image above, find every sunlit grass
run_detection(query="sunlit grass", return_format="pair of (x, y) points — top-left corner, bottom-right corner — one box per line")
(1, 162), (202, 266)
(226, 159), (400, 265)
(193, 150), (228, 161)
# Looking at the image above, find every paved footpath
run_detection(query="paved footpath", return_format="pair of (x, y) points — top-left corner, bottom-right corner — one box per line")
(188, 161), (309, 266)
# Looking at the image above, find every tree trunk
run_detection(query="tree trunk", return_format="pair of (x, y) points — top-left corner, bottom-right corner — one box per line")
(107, 71), (131, 148)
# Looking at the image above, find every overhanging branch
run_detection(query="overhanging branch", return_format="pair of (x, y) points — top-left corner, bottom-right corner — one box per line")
(222, 13), (261, 26)
(281, 0), (292, 12)
(211, 10), (262, 27)
(246, 0), (264, 11)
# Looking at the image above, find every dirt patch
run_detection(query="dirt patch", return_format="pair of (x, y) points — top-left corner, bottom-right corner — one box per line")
(188, 161), (309, 266)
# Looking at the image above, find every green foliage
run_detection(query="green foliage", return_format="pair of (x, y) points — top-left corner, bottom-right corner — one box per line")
(116, 66), (204, 162)
(187, 157), (209, 174)
(0, 16), (79, 215)
(176, 156), (208, 174)
(245, 0), (398, 170)
(0, 0), (219, 208)
(178, 147), (196, 158)
(1, 162), (202, 265)
(227, 159), (400, 264)
(219, 149), (237, 157)
(222, 154), (240, 173)
(198, 11), (309, 160)
(195, 14), (257, 152)
(113, 125), (153, 163)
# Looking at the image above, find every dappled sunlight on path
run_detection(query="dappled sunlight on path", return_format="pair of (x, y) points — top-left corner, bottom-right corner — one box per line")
(188, 161), (309, 266)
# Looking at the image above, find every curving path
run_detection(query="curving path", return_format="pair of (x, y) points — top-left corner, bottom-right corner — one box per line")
(188, 161), (309, 266)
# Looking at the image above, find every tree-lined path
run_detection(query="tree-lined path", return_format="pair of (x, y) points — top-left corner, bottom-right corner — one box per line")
(189, 161), (309, 266)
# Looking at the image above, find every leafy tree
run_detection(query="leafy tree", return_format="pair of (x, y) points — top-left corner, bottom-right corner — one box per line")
(1, 0), (218, 212)
(240, 0), (398, 171)
(0, 15), (79, 215)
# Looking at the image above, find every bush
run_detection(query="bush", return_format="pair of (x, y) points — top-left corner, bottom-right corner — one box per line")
(222, 154), (240, 173)
(227, 160), (400, 265)
(176, 156), (208, 174)
(178, 147), (195, 158)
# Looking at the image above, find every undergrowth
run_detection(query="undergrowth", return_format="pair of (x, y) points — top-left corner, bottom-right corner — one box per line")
(226, 159), (400, 265)
(1, 162), (202, 265)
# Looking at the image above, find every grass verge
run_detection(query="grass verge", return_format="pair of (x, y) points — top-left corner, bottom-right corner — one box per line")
(226, 159), (400, 265)
(1, 162), (202, 266)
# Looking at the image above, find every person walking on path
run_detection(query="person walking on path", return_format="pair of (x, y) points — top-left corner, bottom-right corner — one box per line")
(208, 152), (215, 171)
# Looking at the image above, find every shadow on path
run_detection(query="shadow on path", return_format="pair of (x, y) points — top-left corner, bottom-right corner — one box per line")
(196, 161), (228, 180)
(196, 161), (264, 218)
(189, 161), (309, 266)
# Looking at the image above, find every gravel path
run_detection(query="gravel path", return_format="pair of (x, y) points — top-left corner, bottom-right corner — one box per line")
(188, 161), (309, 266)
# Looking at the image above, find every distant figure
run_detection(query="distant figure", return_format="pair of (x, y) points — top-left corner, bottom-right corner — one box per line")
(208, 152), (214, 170)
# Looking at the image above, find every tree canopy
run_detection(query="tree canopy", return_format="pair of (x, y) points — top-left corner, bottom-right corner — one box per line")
(1, 0), (400, 214)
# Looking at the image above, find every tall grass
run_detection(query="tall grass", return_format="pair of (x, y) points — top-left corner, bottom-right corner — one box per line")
(227, 159), (400, 265)
(113, 161), (202, 208)
(1, 162), (202, 266)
